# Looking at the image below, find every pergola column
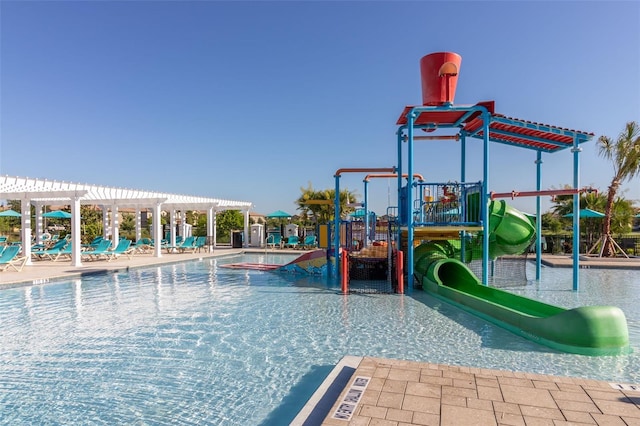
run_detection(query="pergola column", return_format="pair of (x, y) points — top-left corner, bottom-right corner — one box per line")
(21, 199), (33, 266)
(70, 197), (82, 266)
(111, 204), (119, 245)
(135, 208), (142, 242)
(102, 205), (109, 240)
(152, 203), (163, 258)
(243, 209), (250, 248)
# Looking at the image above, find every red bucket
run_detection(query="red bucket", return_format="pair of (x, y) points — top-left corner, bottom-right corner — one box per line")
(420, 52), (461, 105)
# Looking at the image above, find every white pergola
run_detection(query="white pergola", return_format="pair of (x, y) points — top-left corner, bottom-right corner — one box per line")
(0, 175), (253, 266)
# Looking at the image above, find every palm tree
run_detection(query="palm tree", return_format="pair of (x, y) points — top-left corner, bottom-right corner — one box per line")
(597, 121), (640, 256)
(296, 183), (358, 224)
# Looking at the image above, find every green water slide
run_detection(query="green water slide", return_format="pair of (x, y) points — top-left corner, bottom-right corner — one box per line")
(414, 201), (630, 356)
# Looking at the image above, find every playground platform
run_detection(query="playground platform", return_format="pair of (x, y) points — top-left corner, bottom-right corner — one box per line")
(540, 255), (640, 270)
(294, 356), (640, 425)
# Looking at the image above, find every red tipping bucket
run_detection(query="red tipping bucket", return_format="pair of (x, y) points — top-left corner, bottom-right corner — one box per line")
(420, 52), (461, 105)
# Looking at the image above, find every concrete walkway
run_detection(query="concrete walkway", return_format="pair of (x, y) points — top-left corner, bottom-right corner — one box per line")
(313, 356), (640, 426)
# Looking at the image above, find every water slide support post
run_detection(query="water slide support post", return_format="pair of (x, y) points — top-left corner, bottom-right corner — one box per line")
(535, 151), (542, 280)
(572, 138), (582, 291)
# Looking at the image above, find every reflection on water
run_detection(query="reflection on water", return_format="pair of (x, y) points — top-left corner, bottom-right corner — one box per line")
(0, 254), (637, 425)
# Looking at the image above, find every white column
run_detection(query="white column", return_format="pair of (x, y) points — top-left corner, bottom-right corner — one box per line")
(111, 204), (119, 244)
(21, 199), (33, 265)
(71, 197), (82, 266)
(169, 209), (177, 246)
(243, 209), (250, 248)
(207, 206), (214, 251)
(135, 207), (142, 242)
(153, 203), (163, 258)
(34, 203), (44, 243)
(212, 210), (217, 248)
(102, 205), (109, 240)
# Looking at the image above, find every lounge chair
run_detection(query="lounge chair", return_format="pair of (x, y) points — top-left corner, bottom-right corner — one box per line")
(31, 238), (69, 261)
(0, 245), (28, 272)
(81, 240), (112, 261)
(194, 236), (207, 253)
(105, 239), (133, 261)
(52, 241), (74, 262)
(284, 235), (299, 249)
(131, 238), (153, 254)
(175, 236), (197, 253)
(302, 235), (317, 249)
(266, 234), (282, 249)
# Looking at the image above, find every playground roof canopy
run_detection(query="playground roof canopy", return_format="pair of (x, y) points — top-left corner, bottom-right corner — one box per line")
(396, 101), (594, 153)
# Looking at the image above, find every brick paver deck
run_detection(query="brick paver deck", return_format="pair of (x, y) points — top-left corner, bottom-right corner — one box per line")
(319, 357), (640, 426)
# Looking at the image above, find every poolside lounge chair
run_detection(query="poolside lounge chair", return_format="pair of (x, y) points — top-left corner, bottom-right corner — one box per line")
(302, 235), (317, 249)
(105, 239), (133, 261)
(284, 235), (299, 249)
(266, 234), (282, 249)
(81, 240), (112, 261)
(52, 241), (74, 262)
(31, 238), (69, 261)
(0, 245), (28, 272)
(131, 238), (153, 254)
(194, 236), (207, 253)
(175, 236), (197, 253)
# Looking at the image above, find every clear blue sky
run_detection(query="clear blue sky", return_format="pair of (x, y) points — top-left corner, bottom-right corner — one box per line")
(1, 1), (638, 216)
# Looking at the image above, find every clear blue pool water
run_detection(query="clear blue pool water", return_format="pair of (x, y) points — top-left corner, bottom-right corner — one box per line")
(0, 253), (638, 425)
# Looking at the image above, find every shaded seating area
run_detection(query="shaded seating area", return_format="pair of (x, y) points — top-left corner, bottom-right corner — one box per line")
(0, 245), (28, 272)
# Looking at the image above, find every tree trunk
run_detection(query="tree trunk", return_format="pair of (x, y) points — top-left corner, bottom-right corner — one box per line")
(602, 179), (619, 257)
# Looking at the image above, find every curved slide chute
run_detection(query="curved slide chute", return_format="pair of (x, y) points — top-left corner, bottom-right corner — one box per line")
(414, 201), (630, 356)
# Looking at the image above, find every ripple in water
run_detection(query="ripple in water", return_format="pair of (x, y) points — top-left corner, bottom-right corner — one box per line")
(0, 255), (638, 425)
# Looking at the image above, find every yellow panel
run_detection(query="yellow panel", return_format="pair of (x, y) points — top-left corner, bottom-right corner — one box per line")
(318, 224), (329, 248)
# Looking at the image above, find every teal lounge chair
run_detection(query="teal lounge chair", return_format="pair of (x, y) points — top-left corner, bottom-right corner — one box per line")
(81, 240), (112, 261)
(194, 236), (207, 253)
(31, 238), (69, 261)
(176, 236), (197, 253)
(302, 235), (317, 249)
(52, 241), (74, 262)
(0, 245), (28, 272)
(266, 234), (282, 249)
(284, 235), (299, 249)
(131, 238), (153, 254)
(106, 239), (133, 261)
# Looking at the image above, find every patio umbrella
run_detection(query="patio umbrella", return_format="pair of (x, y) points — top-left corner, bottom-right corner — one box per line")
(265, 210), (292, 218)
(0, 209), (21, 217)
(563, 209), (605, 219)
(42, 210), (72, 219)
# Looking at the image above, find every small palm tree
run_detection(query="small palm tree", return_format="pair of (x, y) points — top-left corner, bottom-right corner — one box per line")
(597, 121), (640, 256)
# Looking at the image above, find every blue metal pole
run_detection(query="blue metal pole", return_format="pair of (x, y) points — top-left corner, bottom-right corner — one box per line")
(481, 110), (490, 285)
(333, 175), (341, 277)
(572, 139), (582, 291)
(460, 132), (467, 262)
(364, 179), (369, 248)
(406, 110), (416, 289)
(396, 127), (405, 250)
(535, 151), (542, 280)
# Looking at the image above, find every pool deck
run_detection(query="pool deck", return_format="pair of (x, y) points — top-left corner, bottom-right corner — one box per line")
(294, 356), (640, 426)
(0, 246), (301, 287)
(2, 249), (639, 425)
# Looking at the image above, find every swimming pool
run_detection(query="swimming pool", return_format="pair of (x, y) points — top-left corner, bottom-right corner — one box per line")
(0, 253), (638, 425)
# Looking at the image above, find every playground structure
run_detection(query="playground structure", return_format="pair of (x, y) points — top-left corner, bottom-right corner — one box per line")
(330, 51), (630, 355)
